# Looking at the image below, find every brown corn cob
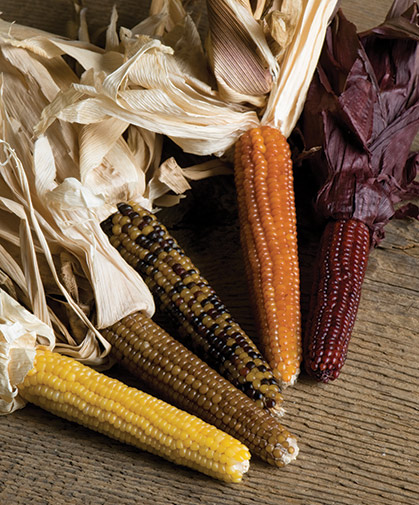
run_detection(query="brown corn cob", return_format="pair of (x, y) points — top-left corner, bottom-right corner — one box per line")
(18, 348), (251, 482)
(234, 126), (302, 386)
(102, 311), (298, 467)
(100, 202), (283, 411)
(304, 218), (371, 382)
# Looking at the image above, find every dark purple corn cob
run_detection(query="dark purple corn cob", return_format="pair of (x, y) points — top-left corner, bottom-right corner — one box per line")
(100, 202), (283, 411)
(304, 218), (371, 382)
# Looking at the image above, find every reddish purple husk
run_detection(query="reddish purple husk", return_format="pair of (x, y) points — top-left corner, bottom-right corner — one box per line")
(304, 219), (370, 382)
(299, 2), (419, 243)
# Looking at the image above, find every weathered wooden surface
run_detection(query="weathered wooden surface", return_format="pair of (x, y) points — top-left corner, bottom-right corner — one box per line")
(0, 1), (418, 504)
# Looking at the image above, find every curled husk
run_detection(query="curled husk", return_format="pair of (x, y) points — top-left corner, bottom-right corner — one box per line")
(299, 1), (419, 246)
(30, 0), (339, 156)
(0, 289), (54, 414)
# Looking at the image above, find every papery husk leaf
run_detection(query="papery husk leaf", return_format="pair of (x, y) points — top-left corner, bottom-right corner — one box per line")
(162, 14), (211, 85)
(0, 269), (18, 300)
(0, 20), (124, 75)
(0, 48), (81, 184)
(262, 0), (339, 137)
(148, 0), (189, 35)
(0, 242), (29, 297)
(78, 119), (127, 183)
(263, 0), (303, 62)
(35, 36), (260, 156)
(78, 120), (153, 205)
(385, 0), (419, 21)
(126, 125), (163, 177)
(0, 142), (114, 356)
(37, 171), (155, 329)
(0, 19), (59, 40)
(0, 32), (157, 329)
(146, 157), (192, 203)
(217, 0), (279, 78)
(132, 1), (209, 84)
(0, 11), (219, 368)
(0, 122), (152, 364)
(0, 191), (51, 328)
(105, 5), (120, 51)
(182, 159), (232, 180)
(77, 7), (90, 43)
(0, 288), (55, 415)
(32, 0), (337, 155)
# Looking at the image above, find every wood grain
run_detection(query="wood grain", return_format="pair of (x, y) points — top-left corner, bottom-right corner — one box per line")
(0, 1), (418, 505)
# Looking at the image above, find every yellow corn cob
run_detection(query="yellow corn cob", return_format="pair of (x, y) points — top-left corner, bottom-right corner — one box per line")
(102, 311), (299, 467)
(18, 348), (251, 483)
(234, 126), (302, 385)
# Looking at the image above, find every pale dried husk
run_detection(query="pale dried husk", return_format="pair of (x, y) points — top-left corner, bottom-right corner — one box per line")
(0, 141), (116, 362)
(262, 0), (339, 136)
(30, 0), (338, 156)
(0, 14), (231, 372)
(0, 288), (55, 415)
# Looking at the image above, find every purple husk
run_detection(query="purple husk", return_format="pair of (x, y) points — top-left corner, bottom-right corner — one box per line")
(299, 1), (419, 247)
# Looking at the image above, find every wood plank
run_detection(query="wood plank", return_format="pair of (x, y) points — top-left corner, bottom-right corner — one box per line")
(0, 1), (417, 505)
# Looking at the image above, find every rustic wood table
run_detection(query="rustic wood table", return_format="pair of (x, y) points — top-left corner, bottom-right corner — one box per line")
(0, 1), (418, 504)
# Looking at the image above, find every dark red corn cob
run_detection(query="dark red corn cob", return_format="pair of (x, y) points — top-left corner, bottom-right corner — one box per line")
(304, 218), (371, 382)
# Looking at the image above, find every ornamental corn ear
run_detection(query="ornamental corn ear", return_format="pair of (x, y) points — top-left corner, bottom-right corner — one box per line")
(234, 126), (302, 386)
(18, 348), (251, 482)
(304, 219), (370, 382)
(102, 311), (298, 467)
(101, 203), (283, 410)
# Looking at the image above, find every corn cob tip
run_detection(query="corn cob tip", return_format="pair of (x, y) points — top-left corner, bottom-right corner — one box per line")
(272, 405), (286, 418)
(282, 436), (299, 465)
(280, 370), (300, 389)
(305, 361), (340, 383)
(264, 433), (299, 467)
(232, 459), (250, 478)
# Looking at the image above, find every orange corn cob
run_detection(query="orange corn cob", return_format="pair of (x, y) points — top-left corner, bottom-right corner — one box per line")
(304, 218), (371, 382)
(234, 126), (302, 386)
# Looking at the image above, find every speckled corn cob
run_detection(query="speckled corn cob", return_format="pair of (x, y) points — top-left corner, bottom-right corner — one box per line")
(18, 348), (251, 482)
(101, 203), (283, 411)
(102, 311), (298, 467)
(304, 219), (371, 382)
(234, 126), (302, 386)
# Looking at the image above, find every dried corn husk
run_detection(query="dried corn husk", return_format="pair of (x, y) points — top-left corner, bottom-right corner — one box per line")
(0, 288), (54, 414)
(30, 0), (338, 156)
(0, 12), (231, 368)
(0, 141), (115, 362)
